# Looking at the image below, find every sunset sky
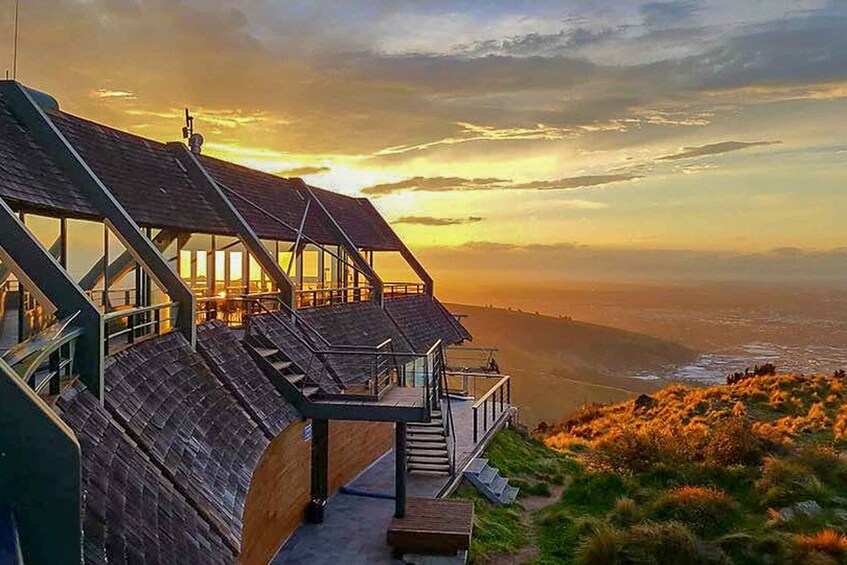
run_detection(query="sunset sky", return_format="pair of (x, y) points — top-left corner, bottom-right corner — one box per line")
(3, 1), (846, 285)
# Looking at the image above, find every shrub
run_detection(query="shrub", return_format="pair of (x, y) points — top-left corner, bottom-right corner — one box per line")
(575, 524), (622, 565)
(793, 446), (847, 486)
(794, 530), (847, 559)
(563, 472), (630, 514)
(608, 496), (642, 527)
(651, 486), (739, 536)
(702, 416), (764, 467)
(756, 455), (834, 506)
(622, 522), (727, 564)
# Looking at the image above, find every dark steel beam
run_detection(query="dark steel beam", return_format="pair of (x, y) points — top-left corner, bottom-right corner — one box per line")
(359, 199), (434, 295)
(78, 229), (178, 292)
(395, 422), (407, 518)
(298, 181), (385, 305)
(0, 198), (103, 398)
(310, 418), (329, 502)
(167, 143), (296, 307)
(0, 80), (196, 346)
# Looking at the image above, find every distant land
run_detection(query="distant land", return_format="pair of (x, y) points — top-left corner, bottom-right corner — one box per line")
(447, 304), (696, 426)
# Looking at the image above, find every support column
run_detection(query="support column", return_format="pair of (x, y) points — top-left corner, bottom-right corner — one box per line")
(395, 422), (407, 518)
(309, 418), (329, 523)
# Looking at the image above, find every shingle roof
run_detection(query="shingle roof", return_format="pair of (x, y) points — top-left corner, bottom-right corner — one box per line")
(103, 332), (268, 546)
(200, 155), (340, 243)
(55, 383), (235, 564)
(48, 111), (233, 234)
(311, 188), (403, 251)
(385, 295), (470, 352)
(0, 93), (98, 217)
(197, 320), (299, 436)
(299, 301), (413, 386)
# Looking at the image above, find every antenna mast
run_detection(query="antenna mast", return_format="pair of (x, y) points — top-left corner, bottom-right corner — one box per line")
(12, 0), (19, 79)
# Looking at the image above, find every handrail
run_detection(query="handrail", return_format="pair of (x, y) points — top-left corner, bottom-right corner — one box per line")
(103, 301), (177, 322)
(104, 301), (177, 353)
(471, 374), (511, 443)
(1, 313), (84, 396)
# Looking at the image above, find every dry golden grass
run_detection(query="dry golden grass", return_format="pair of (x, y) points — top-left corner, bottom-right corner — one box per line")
(794, 529), (847, 557)
(541, 374), (847, 470)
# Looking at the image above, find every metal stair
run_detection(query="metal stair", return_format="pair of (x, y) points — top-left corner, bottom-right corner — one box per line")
(464, 458), (519, 505)
(406, 409), (451, 475)
(244, 334), (321, 405)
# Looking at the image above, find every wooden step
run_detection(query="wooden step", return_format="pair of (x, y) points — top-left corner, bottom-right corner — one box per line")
(253, 347), (278, 358)
(408, 440), (448, 450)
(411, 421), (443, 428)
(272, 360), (293, 371)
(407, 446), (448, 456)
(302, 386), (319, 398)
(285, 373), (305, 385)
(408, 455), (449, 464)
(408, 462), (451, 472)
(406, 427), (444, 436)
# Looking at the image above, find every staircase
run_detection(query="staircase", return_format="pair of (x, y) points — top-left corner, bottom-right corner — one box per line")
(464, 458), (519, 505)
(406, 408), (451, 475)
(244, 333), (320, 405)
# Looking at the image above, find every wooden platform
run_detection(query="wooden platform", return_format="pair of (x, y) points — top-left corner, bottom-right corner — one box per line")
(387, 497), (474, 555)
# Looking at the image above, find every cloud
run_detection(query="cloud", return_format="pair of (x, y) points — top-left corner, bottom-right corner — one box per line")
(393, 215), (485, 226)
(657, 140), (782, 161)
(361, 173), (641, 196)
(641, 1), (701, 29)
(93, 89), (136, 99)
(274, 165), (331, 177)
(361, 176), (508, 196)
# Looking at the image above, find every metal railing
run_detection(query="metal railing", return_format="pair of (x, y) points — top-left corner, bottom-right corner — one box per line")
(446, 345), (500, 376)
(103, 302), (177, 353)
(295, 285), (373, 309)
(383, 282), (425, 298)
(470, 374), (512, 443)
(1, 312), (83, 396)
(438, 345), (457, 475)
(86, 288), (137, 309)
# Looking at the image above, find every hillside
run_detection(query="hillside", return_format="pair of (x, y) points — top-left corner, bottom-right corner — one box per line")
(457, 372), (847, 564)
(447, 304), (697, 425)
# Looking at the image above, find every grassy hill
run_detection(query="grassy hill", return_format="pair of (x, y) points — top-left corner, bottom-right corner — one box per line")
(447, 304), (697, 425)
(457, 372), (847, 564)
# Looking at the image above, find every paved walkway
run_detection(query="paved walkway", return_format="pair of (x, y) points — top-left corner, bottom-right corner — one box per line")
(274, 398), (513, 564)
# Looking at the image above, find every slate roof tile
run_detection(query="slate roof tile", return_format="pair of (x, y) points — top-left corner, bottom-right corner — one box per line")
(55, 383), (235, 564)
(0, 93), (98, 217)
(103, 332), (268, 546)
(48, 111), (232, 234)
(384, 295), (470, 352)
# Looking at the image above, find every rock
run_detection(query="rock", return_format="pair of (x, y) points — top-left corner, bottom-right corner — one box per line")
(832, 496), (847, 506)
(634, 394), (658, 412)
(794, 500), (823, 518)
(834, 509), (847, 523)
(778, 507), (796, 522)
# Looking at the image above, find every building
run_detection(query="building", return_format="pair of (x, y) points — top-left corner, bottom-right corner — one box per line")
(0, 81), (512, 564)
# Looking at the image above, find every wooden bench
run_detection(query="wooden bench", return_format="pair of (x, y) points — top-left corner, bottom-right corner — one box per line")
(387, 497), (474, 555)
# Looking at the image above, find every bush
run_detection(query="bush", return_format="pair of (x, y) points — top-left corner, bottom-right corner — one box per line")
(651, 486), (739, 536)
(756, 456), (831, 506)
(593, 425), (695, 473)
(702, 416), (764, 467)
(608, 496), (642, 527)
(794, 530), (847, 560)
(575, 524), (622, 565)
(623, 522), (728, 564)
(563, 472), (631, 514)
(793, 446), (847, 487)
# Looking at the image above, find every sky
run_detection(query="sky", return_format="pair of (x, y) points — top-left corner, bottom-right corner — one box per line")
(2, 0), (846, 285)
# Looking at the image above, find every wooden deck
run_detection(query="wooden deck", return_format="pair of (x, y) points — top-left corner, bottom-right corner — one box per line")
(304, 386), (430, 422)
(387, 497), (474, 555)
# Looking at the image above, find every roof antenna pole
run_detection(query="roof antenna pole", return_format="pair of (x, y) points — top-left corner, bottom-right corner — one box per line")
(182, 108), (204, 154)
(12, 0), (20, 80)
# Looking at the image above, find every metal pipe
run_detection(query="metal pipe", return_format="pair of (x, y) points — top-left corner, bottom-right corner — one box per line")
(395, 422), (407, 518)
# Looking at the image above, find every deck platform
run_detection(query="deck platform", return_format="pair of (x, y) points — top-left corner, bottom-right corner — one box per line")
(387, 497), (473, 555)
(305, 386), (430, 422)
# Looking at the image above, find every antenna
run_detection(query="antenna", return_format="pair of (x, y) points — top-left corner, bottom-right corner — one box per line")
(182, 108), (204, 154)
(12, 0), (19, 80)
